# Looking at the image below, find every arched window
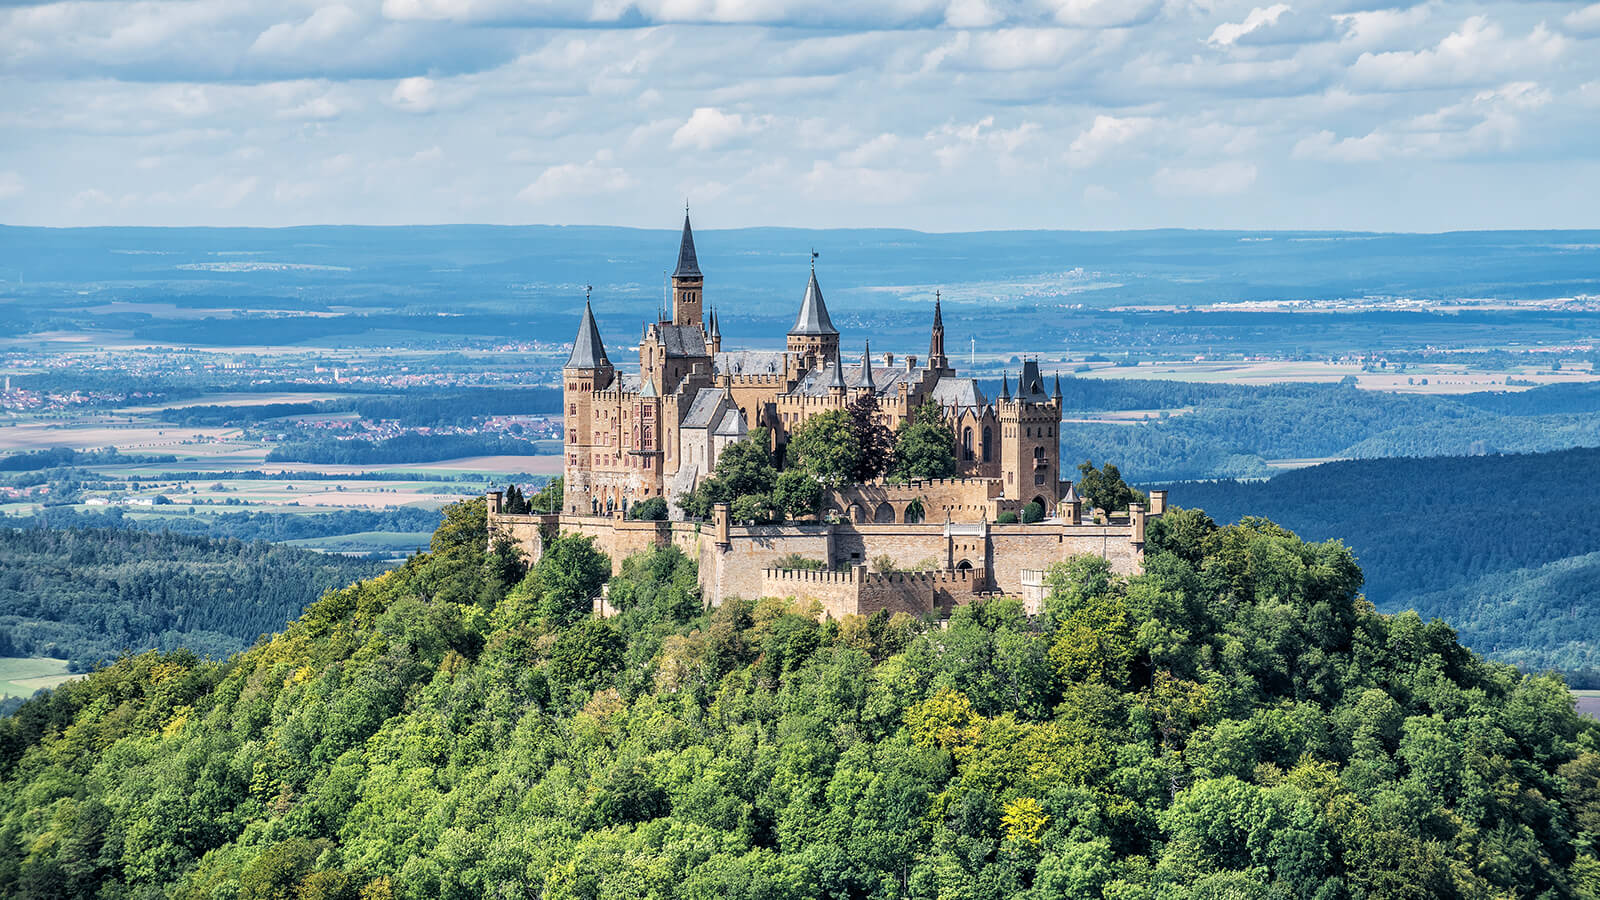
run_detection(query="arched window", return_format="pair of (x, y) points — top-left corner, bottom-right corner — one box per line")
(956, 559), (973, 571)
(874, 502), (895, 524)
(982, 426), (992, 462)
(962, 427), (973, 461)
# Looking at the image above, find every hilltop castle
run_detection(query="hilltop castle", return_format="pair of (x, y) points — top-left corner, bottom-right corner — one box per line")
(490, 213), (1166, 618)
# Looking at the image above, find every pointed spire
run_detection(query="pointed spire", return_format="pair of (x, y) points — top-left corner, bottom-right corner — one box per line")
(1000, 373), (1011, 401)
(709, 308), (720, 337)
(829, 347), (848, 392)
(566, 300), (611, 370)
(860, 341), (875, 391)
(789, 265), (838, 336)
(929, 289), (946, 367)
(1053, 372), (1062, 400)
(933, 289), (943, 327)
(672, 212), (701, 278)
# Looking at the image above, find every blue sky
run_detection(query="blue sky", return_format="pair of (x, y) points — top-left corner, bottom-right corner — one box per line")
(1, 0), (1597, 230)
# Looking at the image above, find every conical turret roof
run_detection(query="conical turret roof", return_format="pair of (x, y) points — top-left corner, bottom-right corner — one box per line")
(1000, 374), (1011, 401)
(860, 341), (875, 391)
(789, 267), (838, 336)
(829, 348), (848, 390)
(565, 300), (612, 370)
(672, 214), (702, 279)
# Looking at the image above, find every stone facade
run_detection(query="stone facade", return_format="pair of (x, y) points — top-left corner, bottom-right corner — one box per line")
(560, 212), (1074, 521)
(493, 211), (1169, 620)
(488, 490), (1170, 619)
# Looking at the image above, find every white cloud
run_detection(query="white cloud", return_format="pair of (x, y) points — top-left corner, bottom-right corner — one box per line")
(0, 172), (24, 200)
(1335, 4), (1431, 49)
(923, 28), (1087, 72)
(519, 160), (635, 202)
(1207, 4), (1289, 47)
(1294, 81), (1553, 163)
(1152, 161), (1257, 196)
(1044, 0), (1163, 28)
(1566, 4), (1600, 36)
(1350, 16), (1568, 90)
(390, 76), (436, 112)
(670, 108), (764, 151)
(410, 145), (444, 163)
(250, 6), (363, 57)
(1066, 115), (1154, 167)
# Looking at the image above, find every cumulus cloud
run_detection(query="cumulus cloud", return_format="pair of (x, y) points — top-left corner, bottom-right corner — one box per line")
(1565, 4), (1600, 36)
(1152, 161), (1257, 196)
(1, 0), (1598, 228)
(519, 160), (635, 201)
(390, 76), (436, 112)
(670, 108), (765, 151)
(1294, 81), (1554, 163)
(1066, 115), (1154, 167)
(1350, 16), (1567, 90)
(1207, 4), (1290, 47)
(250, 5), (363, 57)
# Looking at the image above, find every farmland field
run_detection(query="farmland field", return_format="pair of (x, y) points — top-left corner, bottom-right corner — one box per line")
(0, 657), (76, 699)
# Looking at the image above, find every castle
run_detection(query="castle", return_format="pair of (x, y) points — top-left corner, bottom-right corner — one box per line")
(489, 213), (1165, 618)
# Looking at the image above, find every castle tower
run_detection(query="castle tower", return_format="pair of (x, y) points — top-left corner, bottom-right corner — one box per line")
(788, 258), (839, 368)
(997, 360), (1062, 507)
(709, 308), (722, 354)
(563, 299), (615, 515)
(928, 290), (948, 371)
(858, 341), (876, 396)
(671, 212), (704, 327)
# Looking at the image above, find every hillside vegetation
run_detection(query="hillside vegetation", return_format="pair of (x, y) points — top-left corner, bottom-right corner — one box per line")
(1056, 379), (1600, 481)
(0, 526), (387, 672)
(3, 499), (1599, 898)
(1166, 448), (1600, 677)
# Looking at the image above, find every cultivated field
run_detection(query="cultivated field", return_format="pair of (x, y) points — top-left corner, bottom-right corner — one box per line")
(0, 657), (76, 699)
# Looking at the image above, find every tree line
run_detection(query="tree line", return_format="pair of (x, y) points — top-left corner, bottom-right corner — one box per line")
(2, 498), (1597, 898)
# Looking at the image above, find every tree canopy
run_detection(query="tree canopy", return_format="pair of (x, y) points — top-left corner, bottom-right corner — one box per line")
(891, 402), (957, 481)
(3, 499), (1598, 900)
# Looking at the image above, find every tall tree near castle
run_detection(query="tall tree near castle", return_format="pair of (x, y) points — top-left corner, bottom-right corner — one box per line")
(891, 402), (958, 481)
(846, 395), (894, 483)
(788, 411), (862, 488)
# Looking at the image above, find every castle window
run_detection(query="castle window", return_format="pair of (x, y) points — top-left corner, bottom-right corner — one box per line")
(962, 427), (973, 460)
(982, 427), (992, 462)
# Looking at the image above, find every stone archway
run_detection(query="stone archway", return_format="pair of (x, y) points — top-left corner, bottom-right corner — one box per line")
(848, 503), (864, 523)
(956, 559), (973, 571)
(873, 501), (895, 524)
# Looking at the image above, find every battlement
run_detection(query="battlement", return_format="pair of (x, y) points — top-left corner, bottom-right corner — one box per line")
(760, 563), (984, 619)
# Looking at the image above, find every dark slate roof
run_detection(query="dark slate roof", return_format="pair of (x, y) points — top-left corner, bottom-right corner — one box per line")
(929, 376), (986, 409)
(682, 388), (728, 428)
(789, 270), (838, 336)
(672, 214), (702, 278)
(653, 323), (707, 358)
(788, 361), (913, 398)
(1018, 360), (1051, 403)
(860, 343), (875, 391)
(565, 301), (611, 369)
(715, 350), (787, 376)
(618, 373), (642, 393)
(713, 408), (746, 437)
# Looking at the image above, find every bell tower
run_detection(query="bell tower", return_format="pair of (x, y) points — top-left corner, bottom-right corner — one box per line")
(928, 290), (948, 372)
(671, 211), (704, 327)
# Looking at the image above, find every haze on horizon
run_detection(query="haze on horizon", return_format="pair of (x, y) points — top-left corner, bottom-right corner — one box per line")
(2, 0), (1599, 233)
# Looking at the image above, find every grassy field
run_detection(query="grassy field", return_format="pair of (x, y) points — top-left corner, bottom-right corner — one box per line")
(1570, 690), (1600, 720)
(282, 531), (434, 555)
(0, 656), (76, 699)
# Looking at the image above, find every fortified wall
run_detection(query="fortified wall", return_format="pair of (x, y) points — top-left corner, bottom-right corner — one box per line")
(486, 489), (1168, 619)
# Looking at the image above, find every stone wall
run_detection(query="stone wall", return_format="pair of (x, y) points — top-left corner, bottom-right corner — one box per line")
(760, 565), (985, 619)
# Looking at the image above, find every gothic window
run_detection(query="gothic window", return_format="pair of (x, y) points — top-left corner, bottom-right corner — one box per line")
(962, 427), (973, 460)
(982, 426), (992, 462)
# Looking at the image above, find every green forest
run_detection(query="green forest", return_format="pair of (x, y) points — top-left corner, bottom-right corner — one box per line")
(1166, 448), (1600, 678)
(4, 499), (1600, 899)
(0, 527), (386, 672)
(1052, 379), (1600, 481)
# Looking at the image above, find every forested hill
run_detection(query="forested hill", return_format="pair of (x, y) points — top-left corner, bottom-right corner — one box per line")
(4, 499), (1600, 898)
(0, 526), (388, 672)
(1163, 447), (1600, 675)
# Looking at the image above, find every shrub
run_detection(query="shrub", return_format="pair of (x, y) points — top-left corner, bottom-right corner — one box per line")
(996, 511), (1020, 524)
(630, 497), (668, 521)
(1021, 501), (1045, 524)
